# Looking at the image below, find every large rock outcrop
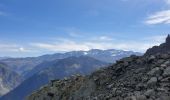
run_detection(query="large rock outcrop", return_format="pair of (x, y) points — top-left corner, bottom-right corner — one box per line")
(145, 35), (170, 55)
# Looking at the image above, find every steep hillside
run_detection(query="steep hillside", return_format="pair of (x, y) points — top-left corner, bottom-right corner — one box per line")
(1, 56), (108, 100)
(0, 63), (22, 97)
(23, 60), (58, 79)
(27, 53), (170, 100)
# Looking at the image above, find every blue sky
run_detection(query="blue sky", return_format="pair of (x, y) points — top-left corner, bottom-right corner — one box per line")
(0, 0), (170, 57)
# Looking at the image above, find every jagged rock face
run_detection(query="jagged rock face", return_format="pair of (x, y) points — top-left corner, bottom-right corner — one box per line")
(166, 35), (170, 44)
(145, 35), (170, 55)
(27, 53), (170, 100)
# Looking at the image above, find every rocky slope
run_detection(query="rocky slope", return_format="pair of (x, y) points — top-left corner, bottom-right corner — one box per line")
(0, 63), (22, 97)
(27, 35), (170, 100)
(1, 56), (108, 100)
(27, 54), (170, 100)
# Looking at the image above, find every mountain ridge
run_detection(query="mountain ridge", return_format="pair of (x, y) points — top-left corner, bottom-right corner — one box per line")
(1, 49), (141, 79)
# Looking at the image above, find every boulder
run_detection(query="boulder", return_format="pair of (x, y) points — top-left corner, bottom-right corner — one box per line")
(147, 77), (157, 86)
(136, 95), (147, 100)
(144, 89), (155, 97)
(147, 67), (161, 76)
(163, 67), (170, 77)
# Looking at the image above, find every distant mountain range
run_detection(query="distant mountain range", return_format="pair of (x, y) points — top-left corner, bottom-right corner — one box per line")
(1, 56), (108, 100)
(0, 63), (22, 97)
(0, 49), (142, 100)
(0, 57), (9, 60)
(0, 49), (142, 78)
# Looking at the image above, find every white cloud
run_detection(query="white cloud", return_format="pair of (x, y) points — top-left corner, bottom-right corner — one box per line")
(0, 34), (166, 57)
(85, 41), (158, 53)
(31, 41), (155, 53)
(64, 27), (84, 38)
(31, 41), (90, 52)
(69, 32), (83, 38)
(18, 47), (33, 52)
(19, 47), (25, 51)
(0, 44), (19, 52)
(144, 0), (170, 25)
(30, 35), (166, 53)
(0, 44), (34, 53)
(143, 35), (167, 43)
(91, 36), (114, 41)
(145, 10), (170, 24)
(165, 0), (170, 5)
(98, 36), (113, 41)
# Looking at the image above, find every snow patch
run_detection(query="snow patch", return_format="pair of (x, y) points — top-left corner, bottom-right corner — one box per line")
(83, 52), (88, 55)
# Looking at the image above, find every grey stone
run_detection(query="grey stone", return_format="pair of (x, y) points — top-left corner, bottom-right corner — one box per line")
(163, 67), (170, 77)
(136, 83), (145, 91)
(107, 84), (114, 89)
(147, 67), (161, 76)
(156, 88), (166, 92)
(163, 61), (170, 66)
(144, 89), (155, 97)
(136, 95), (147, 100)
(160, 77), (170, 82)
(160, 54), (169, 59)
(157, 59), (165, 64)
(147, 77), (157, 85)
(148, 55), (156, 62)
(158, 96), (170, 100)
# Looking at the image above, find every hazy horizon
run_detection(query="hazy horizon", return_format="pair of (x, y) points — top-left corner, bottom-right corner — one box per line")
(0, 0), (170, 57)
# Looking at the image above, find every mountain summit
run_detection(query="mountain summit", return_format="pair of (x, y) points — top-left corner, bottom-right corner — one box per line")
(166, 34), (170, 44)
(145, 34), (170, 55)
